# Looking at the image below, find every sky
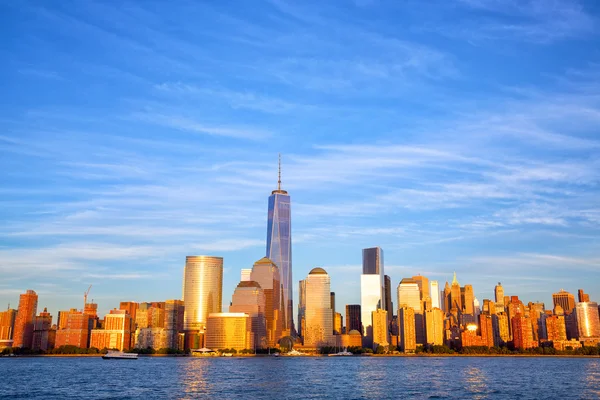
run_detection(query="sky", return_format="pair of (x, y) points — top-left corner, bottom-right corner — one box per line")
(1, 0), (600, 321)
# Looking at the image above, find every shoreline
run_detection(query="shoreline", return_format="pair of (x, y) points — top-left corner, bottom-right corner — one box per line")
(3, 353), (598, 359)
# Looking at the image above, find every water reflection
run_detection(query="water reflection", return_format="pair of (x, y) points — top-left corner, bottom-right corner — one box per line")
(179, 358), (211, 396)
(463, 365), (489, 399)
(584, 360), (600, 398)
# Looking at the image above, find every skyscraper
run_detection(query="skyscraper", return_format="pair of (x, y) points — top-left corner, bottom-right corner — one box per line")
(183, 256), (223, 333)
(494, 282), (504, 304)
(552, 290), (575, 315)
(304, 268), (333, 348)
(384, 275), (393, 326)
(90, 309), (133, 351)
(462, 284), (474, 315)
(229, 281), (266, 350)
(575, 302), (600, 339)
(12, 290), (38, 348)
(512, 314), (535, 350)
(398, 306), (416, 353)
(430, 281), (440, 310)
(298, 280), (306, 338)
(0, 307), (16, 344)
(578, 289), (590, 303)
(361, 247), (384, 346)
(205, 313), (250, 351)
(397, 279), (421, 312)
(450, 273), (462, 311)
(250, 257), (282, 347)
(330, 292), (336, 334)
(345, 304), (362, 335)
(266, 156), (293, 334)
(412, 275), (429, 305)
(32, 308), (54, 351)
(372, 309), (388, 349)
(424, 308), (444, 346)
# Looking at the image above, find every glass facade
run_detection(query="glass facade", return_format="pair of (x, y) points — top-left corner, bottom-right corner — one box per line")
(250, 257), (282, 347)
(304, 268), (333, 347)
(298, 279), (306, 338)
(266, 190), (292, 333)
(360, 247), (384, 346)
(183, 256), (223, 332)
(205, 313), (250, 351)
(575, 302), (600, 338)
(430, 281), (440, 310)
(229, 281), (266, 349)
(397, 279), (421, 312)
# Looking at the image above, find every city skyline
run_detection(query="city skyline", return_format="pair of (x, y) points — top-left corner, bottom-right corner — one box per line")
(2, 0), (600, 317)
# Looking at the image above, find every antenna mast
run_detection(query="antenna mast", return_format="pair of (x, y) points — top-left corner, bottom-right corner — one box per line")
(278, 153), (281, 191)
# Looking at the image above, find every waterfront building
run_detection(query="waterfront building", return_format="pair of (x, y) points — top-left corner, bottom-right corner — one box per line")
(229, 281), (266, 350)
(90, 309), (133, 351)
(578, 289), (590, 303)
(32, 308), (54, 351)
(183, 256), (223, 334)
(304, 268), (334, 348)
(372, 309), (388, 349)
(361, 247), (384, 346)
(241, 269), (252, 282)
(164, 299), (185, 350)
(266, 156), (293, 334)
(55, 310), (91, 349)
(528, 302), (545, 342)
(336, 330), (362, 348)
(544, 313), (567, 342)
(575, 302), (600, 339)
(430, 281), (440, 310)
(462, 284), (474, 315)
(250, 257), (282, 347)
(384, 275), (393, 326)
(424, 308), (444, 346)
(345, 304), (362, 335)
(398, 306), (416, 353)
(134, 328), (166, 349)
(496, 313), (511, 344)
(0, 308), (16, 343)
(480, 314), (494, 347)
(461, 324), (487, 347)
(507, 296), (525, 336)
(205, 313), (250, 351)
(12, 290), (38, 348)
(552, 290), (575, 315)
(136, 306), (165, 329)
(119, 302), (139, 323)
(298, 280), (306, 339)
(512, 314), (535, 350)
(330, 292), (336, 334)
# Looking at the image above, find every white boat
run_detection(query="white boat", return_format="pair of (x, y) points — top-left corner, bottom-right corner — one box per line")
(285, 349), (305, 356)
(102, 351), (138, 360)
(328, 348), (353, 357)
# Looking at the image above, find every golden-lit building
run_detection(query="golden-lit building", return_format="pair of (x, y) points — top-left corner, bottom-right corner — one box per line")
(479, 314), (494, 347)
(412, 275), (429, 310)
(336, 330), (363, 348)
(334, 312), (343, 335)
(461, 324), (487, 347)
(552, 290), (575, 315)
(495, 313), (510, 344)
(424, 308), (444, 346)
(575, 302), (600, 339)
(90, 309), (133, 351)
(250, 257), (282, 347)
(398, 306), (416, 353)
(183, 256), (223, 335)
(298, 279), (306, 339)
(134, 327), (166, 349)
(494, 282), (504, 305)
(205, 313), (250, 351)
(0, 308), (17, 342)
(544, 313), (567, 342)
(229, 281), (266, 350)
(372, 309), (388, 349)
(449, 273), (462, 311)
(164, 299), (185, 350)
(32, 308), (54, 351)
(55, 310), (91, 349)
(512, 315), (535, 349)
(304, 268), (334, 348)
(345, 305), (362, 334)
(136, 307), (165, 329)
(462, 285), (474, 315)
(12, 290), (38, 348)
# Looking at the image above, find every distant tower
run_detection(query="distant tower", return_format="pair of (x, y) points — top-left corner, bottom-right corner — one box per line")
(494, 282), (504, 304)
(552, 289), (576, 315)
(250, 257), (282, 347)
(361, 247), (384, 347)
(266, 154), (293, 334)
(430, 281), (440, 309)
(304, 268), (333, 348)
(12, 290), (38, 348)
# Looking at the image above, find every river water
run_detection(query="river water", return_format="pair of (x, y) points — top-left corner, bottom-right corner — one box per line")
(1, 356), (599, 399)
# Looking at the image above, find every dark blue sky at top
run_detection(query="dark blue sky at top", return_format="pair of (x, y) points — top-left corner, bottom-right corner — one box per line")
(1, 0), (599, 318)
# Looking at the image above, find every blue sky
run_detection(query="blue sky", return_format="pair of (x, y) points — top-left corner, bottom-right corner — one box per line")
(1, 0), (600, 320)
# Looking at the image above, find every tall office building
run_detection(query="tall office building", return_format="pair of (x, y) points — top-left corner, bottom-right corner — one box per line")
(424, 308), (444, 346)
(462, 284), (475, 315)
(397, 279), (421, 312)
(266, 156), (293, 334)
(250, 257), (282, 347)
(384, 275), (393, 325)
(164, 299), (185, 350)
(298, 280), (306, 338)
(412, 275), (429, 305)
(12, 290), (38, 348)
(398, 306), (416, 353)
(450, 273), (462, 311)
(552, 290), (575, 315)
(361, 247), (384, 346)
(183, 256), (223, 333)
(229, 281), (266, 350)
(512, 315), (535, 349)
(575, 302), (600, 339)
(334, 312), (343, 335)
(494, 283), (504, 304)
(544, 314), (567, 342)
(0, 307), (17, 343)
(304, 268), (333, 348)
(346, 304), (362, 335)
(330, 292), (336, 334)
(430, 281), (440, 310)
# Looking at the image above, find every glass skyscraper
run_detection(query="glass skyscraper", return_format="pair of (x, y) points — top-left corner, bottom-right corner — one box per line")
(266, 156), (293, 334)
(360, 247), (384, 347)
(182, 256), (223, 333)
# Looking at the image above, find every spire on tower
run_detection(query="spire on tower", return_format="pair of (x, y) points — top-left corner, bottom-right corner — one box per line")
(278, 153), (281, 191)
(452, 271), (458, 285)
